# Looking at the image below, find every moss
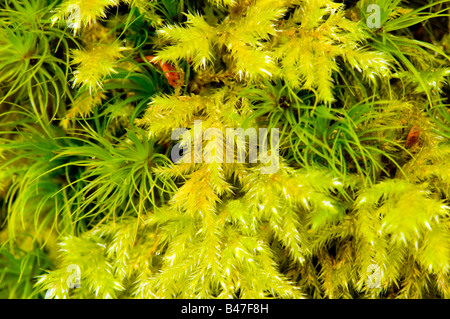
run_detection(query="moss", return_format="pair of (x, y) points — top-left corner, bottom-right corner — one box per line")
(0, 0), (449, 299)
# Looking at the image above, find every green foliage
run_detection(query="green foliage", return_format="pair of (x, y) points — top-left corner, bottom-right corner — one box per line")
(0, 241), (52, 298)
(0, 0), (449, 299)
(0, 0), (75, 127)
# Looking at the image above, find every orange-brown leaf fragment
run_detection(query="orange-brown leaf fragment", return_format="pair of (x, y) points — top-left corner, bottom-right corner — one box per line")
(405, 125), (420, 149)
(137, 55), (181, 87)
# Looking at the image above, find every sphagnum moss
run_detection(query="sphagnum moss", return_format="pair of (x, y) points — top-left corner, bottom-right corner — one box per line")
(0, 0), (449, 299)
